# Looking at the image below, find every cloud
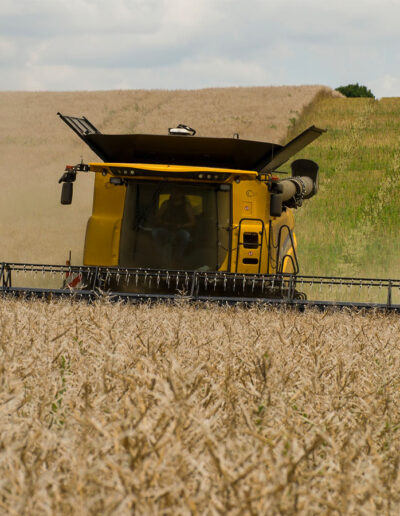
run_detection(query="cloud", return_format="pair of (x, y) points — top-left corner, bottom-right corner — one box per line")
(0, 0), (399, 97)
(369, 75), (400, 98)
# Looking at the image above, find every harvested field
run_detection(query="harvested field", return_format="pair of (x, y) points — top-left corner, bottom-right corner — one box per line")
(0, 86), (338, 265)
(1, 299), (399, 514)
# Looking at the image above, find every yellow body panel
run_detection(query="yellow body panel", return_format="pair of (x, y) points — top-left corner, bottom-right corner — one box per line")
(83, 163), (297, 272)
(84, 173), (125, 266)
(231, 180), (269, 273)
(90, 162), (258, 178)
(270, 209), (297, 274)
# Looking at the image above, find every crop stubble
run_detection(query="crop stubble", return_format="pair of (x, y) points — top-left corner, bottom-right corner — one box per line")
(1, 298), (399, 514)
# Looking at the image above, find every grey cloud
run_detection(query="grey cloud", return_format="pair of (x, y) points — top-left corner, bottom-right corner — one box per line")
(0, 0), (163, 38)
(0, 0), (399, 96)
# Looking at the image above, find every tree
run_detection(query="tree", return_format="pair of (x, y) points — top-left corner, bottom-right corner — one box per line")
(335, 83), (375, 98)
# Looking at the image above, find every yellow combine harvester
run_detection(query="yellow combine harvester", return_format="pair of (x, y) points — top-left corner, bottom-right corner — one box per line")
(2, 113), (399, 308)
(58, 114), (323, 297)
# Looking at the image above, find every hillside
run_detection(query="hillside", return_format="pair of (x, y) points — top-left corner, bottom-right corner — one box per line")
(0, 86), (336, 265)
(284, 97), (400, 278)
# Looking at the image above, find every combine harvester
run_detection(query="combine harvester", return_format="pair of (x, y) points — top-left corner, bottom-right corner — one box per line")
(1, 114), (399, 310)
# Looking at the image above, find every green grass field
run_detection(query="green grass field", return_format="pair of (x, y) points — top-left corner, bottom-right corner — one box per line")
(285, 96), (400, 279)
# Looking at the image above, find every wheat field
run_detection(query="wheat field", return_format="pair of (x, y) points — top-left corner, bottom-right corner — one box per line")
(0, 86), (338, 265)
(1, 298), (399, 514)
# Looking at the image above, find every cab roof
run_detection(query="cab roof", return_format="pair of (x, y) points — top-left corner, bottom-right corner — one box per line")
(58, 113), (325, 173)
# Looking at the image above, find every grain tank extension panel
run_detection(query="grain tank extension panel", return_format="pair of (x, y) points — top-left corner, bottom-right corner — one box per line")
(57, 113), (323, 171)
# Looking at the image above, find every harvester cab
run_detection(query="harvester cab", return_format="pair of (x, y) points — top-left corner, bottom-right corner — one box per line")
(57, 112), (324, 296)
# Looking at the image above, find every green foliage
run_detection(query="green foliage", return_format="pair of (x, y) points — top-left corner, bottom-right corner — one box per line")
(335, 83), (375, 98)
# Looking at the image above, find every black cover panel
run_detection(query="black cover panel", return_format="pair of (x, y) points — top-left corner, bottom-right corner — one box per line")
(84, 133), (282, 169)
(257, 126), (326, 174)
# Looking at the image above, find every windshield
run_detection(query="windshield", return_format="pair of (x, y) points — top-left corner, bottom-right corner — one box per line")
(119, 181), (231, 271)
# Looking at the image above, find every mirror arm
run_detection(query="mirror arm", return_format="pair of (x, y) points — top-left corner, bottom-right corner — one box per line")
(58, 162), (89, 184)
(58, 163), (89, 205)
(58, 170), (77, 184)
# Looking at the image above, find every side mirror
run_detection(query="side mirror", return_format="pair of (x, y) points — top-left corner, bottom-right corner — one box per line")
(270, 193), (283, 217)
(269, 180), (283, 217)
(61, 182), (73, 205)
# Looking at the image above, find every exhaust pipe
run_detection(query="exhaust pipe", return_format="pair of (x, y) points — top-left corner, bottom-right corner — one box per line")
(269, 159), (319, 217)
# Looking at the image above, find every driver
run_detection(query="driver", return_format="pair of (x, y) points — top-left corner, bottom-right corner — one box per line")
(152, 191), (195, 262)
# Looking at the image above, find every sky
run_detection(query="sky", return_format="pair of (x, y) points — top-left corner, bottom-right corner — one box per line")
(1, 0), (399, 98)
